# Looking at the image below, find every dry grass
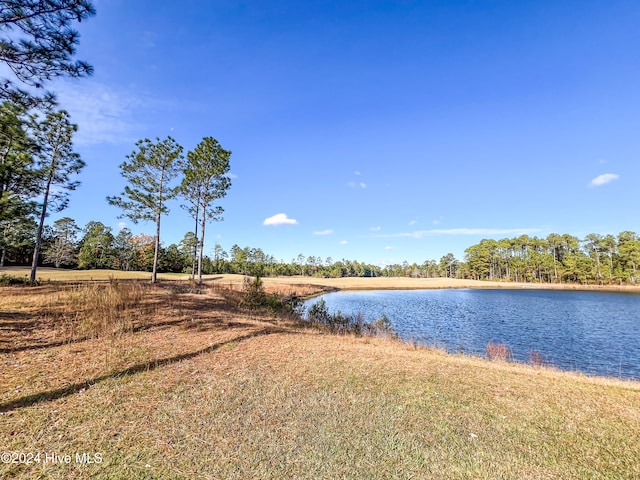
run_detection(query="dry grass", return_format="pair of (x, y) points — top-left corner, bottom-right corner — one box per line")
(1, 281), (639, 479)
(0, 266), (190, 282)
(486, 342), (513, 362)
(6, 267), (640, 293)
(202, 273), (640, 293)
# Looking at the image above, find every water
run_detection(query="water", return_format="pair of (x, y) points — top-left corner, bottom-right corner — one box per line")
(305, 289), (640, 380)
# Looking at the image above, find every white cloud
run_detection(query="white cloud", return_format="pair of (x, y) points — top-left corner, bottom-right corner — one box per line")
(54, 80), (146, 145)
(370, 226), (381, 231)
(354, 171), (361, 176)
(408, 220), (417, 226)
(313, 229), (333, 235)
(589, 173), (619, 187)
(432, 216), (444, 225)
(385, 246), (394, 250)
(117, 222), (127, 231)
(359, 182), (367, 189)
(376, 227), (542, 238)
(263, 213), (298, 226)
(228, 173), (239, 179)
(339, 240), (348, 245)
(347, 181), (367, 189)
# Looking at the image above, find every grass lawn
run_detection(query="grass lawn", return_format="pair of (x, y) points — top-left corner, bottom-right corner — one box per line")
(0, 276), (639, 478)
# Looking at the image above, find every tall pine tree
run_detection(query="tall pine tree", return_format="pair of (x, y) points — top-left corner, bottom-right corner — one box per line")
(107, 137), (184, 283)
(180, 137), (231, 284)
(29, 109), (83, 282)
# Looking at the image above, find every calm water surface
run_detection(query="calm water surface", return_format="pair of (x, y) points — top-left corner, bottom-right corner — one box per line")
(305, 289), (640, 380)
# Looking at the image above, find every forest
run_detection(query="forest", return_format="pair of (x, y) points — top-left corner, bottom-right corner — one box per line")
(2, 214), (639, 285)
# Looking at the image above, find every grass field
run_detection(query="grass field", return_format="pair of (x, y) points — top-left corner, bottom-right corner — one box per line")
(4, 266), (640, 292)
(1, 272), (639, 478)
(1, 266), (192, 282)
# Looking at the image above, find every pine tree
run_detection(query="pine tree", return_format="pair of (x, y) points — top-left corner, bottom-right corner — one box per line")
(180, 137), (231, 284)
(0, 0), (95, 107)
(29, 109), (83, 282)
(107, 137), (184, 283)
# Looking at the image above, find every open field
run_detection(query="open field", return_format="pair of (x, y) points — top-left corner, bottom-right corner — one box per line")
(4, 266), (640, 293)
(1, 280), (639, 479)
(1, 266), (192, 282)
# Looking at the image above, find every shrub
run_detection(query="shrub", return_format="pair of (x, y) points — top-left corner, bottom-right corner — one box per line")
(326, 311), (352, 333)
(241, 276), (266, 310)
(240, 276), (306, 318)
(266, 293), (305, 317)
(365, 314), (397, 339)
(307, 300), (397, 337)
(528, 350), (546, 367)
(307, 298), (331, 325)
(486, 342), (512, 362)
(0, 273), (38, 286)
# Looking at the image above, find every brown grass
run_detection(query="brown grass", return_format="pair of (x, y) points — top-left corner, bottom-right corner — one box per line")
(529, 350), (546, 367)
(6, 266), (640, 293)
(486, 342), (513, 362)
(1, 281), (639, 479)
(205, 273), (640, 293)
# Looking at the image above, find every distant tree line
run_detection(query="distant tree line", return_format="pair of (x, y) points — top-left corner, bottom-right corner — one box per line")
(462, 233), (640, 285)
(3, 221), (639, 285)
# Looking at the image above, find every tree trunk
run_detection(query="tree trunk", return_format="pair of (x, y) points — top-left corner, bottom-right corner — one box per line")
(30, 175), (52, 283)
(152, 211), (160, 283)
(152, 167), (166, 284)
(197, 206), (207, 285)
(191, 203), (199, 280)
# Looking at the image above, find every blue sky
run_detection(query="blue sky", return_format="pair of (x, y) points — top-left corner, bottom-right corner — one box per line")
(37, 0), (640, 265)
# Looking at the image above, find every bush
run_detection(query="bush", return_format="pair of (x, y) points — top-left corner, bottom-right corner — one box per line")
(307, 298), (331, 325)
(307, 299), (396, 337)
(486, 342), (512, 362)
(528, 350), (546, 367)
(241, 276), (306, 318)
(364, 314), (397, 339)
(242, 276), (266, 310)
(0, 273), (38, 286)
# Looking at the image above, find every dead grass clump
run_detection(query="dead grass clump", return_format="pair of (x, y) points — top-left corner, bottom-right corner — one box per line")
(63, 280), (148, 340)
(528, 350), (546, 368)
(486, 342), (512, 362)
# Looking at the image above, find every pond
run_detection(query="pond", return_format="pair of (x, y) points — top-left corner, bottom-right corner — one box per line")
(304, 289), (640, 380)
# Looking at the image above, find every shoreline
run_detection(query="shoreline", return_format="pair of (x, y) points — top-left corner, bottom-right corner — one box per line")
(241, 274), (640, 295)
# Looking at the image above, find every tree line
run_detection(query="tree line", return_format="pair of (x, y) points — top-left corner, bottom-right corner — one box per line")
(462, 233), (640, 285)
(4, 221), (639, 285)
